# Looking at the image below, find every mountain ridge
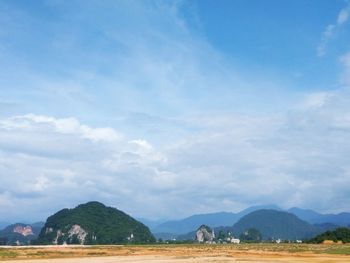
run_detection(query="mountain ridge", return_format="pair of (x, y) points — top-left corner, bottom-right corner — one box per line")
(147, 205), (350, 238)
(151, 205), (281, 235)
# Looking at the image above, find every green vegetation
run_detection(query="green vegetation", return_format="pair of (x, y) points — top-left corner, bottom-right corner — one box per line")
(36, 201), (155, 245)
(308, 227), (350, 244)
(239, 228), (262, 242)
(0, 249), (18, 258)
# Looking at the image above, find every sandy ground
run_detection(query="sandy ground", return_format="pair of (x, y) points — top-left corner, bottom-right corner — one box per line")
(3, 254), (350, 263)
(1, 244), (350, 263)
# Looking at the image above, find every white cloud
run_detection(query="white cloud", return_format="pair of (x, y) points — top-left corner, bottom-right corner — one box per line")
(337, 8), (349, 25)
(3, 90), (350, 221)
(317, 4), (350, 57)
(299, 92), (333, 109)
(340, 51), (350, 85)
(2, 114), (121, 143)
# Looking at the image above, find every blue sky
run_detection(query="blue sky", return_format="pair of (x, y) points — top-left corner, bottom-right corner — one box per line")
(1, 0), (350, 222)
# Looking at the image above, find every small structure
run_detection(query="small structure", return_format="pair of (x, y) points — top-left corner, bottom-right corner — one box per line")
(231, 238), (240, 244)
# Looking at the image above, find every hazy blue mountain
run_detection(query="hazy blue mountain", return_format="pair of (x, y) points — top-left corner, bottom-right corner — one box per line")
(239, 205), (282, 215)
(152, 205), (282, 235)
(232, 209), (318, 240)
(176, 216), (339, 240)
(137, 218), (166, 230)
(30, 222), (45, 228)
(143, 205), (350, 238)
(288, 207), (323, 222)
(152, 212), (238, 235)
(0, 222), (10, 230)
(317, 213), (350, 226)
(313, 223), (339, 233)
(288, 207), (350, 226)
(0, 223), (42, 245)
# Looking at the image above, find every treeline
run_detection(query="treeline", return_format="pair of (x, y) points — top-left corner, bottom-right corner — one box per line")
(307, 227), (350, 243)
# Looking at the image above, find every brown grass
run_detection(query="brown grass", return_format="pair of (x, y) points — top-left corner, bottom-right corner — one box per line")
(0, 243), (349, 262)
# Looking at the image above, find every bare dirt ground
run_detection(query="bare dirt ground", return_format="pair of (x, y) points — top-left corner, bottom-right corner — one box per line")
(1, 244), (350, 262)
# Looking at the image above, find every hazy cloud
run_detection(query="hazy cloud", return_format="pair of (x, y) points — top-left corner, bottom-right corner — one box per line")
(2, 82), (350, 222)
(317, 4), (350, 57)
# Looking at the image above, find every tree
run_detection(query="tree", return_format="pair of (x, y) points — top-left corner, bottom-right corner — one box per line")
(240, 228), (262, 242)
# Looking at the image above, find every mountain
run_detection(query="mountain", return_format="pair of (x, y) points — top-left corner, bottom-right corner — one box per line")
(152, 205), (281, 235)
(30, 222), (45, 228)
(232, 209), (318, 240)
(0, 223), (42, 245)
(152, 212), (237, 235)
(36, 201), (155, 245)
(144, 205), (349, 239)
(314, 213), (350, 226)
(288, 207), (350, 226)
(0, 222), (10, 230)
(239, 205), (282, 215)
(287, 207), (324, 222)
(137, 218), (166, 230)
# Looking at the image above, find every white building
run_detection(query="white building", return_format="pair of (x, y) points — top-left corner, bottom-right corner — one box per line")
(231, 238), (240, 244)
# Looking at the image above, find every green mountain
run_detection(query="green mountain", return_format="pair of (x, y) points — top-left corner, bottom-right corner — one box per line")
(0, 223), (43, 245)
(232, 209), (318, 240)
(308, 227), (350, 243)
(36, 201), (155, 245)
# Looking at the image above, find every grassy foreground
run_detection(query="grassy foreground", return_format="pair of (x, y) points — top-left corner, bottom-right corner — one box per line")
(0, 243), (350, 261)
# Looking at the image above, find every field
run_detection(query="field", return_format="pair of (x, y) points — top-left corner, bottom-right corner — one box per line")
(0, 244), (350, 262)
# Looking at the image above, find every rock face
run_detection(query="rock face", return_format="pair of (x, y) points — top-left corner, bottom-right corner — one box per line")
(13, 225), (34, 236)
(195, 225), (215, 243)
(68, 224), (87, 244)
(50, 224), (87, 245)
(37, 201), (155, 245)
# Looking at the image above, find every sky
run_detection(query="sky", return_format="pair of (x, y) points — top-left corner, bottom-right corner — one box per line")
(1, 0), (350, 222)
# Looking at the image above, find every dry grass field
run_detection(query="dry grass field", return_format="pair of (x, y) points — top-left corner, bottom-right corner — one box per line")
(0, 244), (350, 262)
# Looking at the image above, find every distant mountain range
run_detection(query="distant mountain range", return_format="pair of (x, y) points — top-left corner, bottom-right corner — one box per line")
(148, 205), (281, 235)
(0, 222), (10, 230)
(287, 207), (350, 225)
(177, 209), (340, 241)
(0, 222), (44, 245)
(1, 204), (349, 244)
(141, 205), (350, 239)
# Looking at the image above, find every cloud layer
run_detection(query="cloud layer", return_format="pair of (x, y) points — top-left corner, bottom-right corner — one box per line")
(2, 84), (350, 221)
